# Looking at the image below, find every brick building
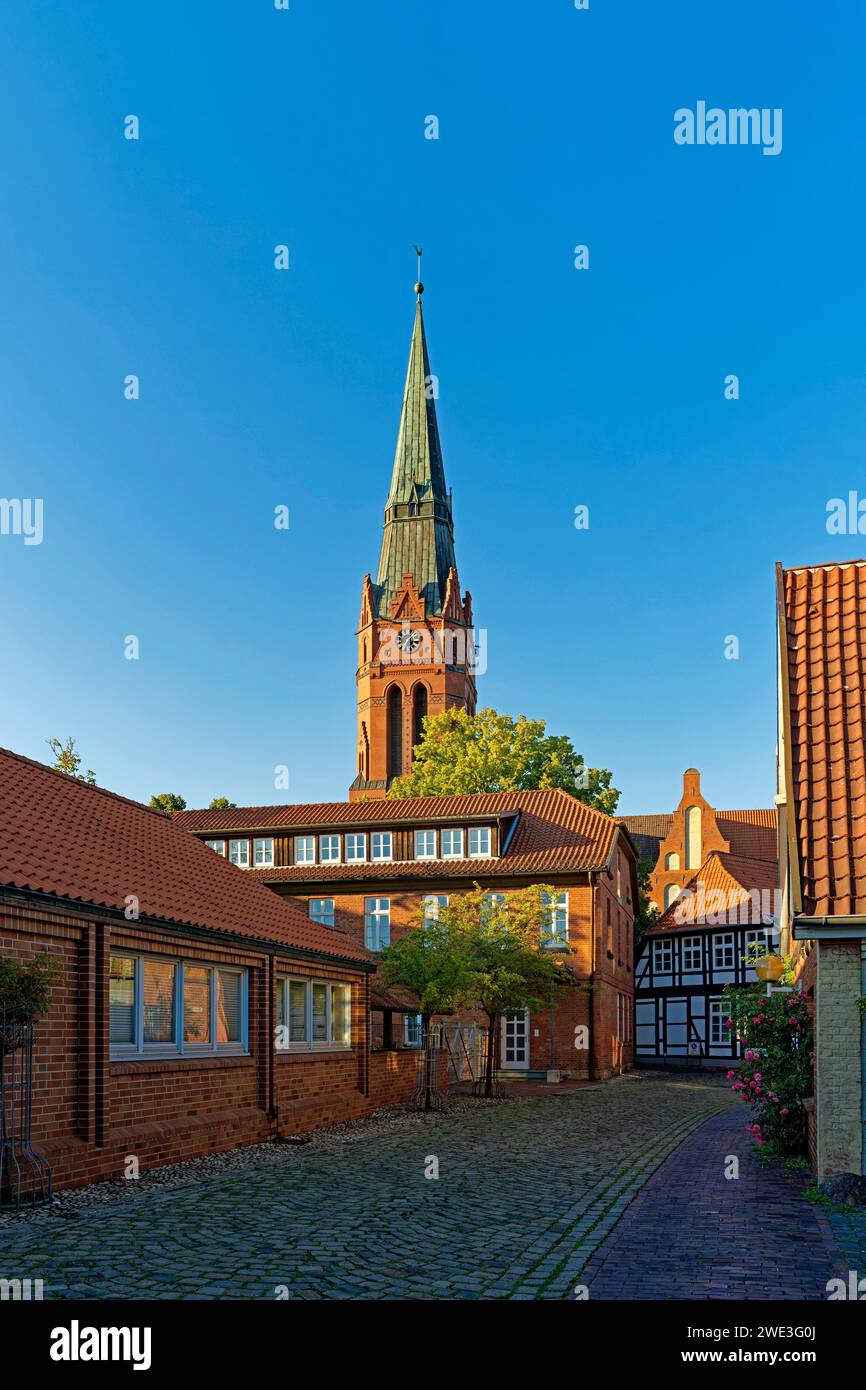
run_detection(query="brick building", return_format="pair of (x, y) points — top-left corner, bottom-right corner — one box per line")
(177, 789), (639, 1080)
(350, 278), (477, 800)
(622, 771), (779, 1066)
(0, 746), (437, 1196)
(776, 558), (866, 1177)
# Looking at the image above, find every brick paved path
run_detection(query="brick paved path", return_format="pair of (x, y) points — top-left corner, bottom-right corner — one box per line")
(580, 1107), (847, 1300)
(0, 1077), (730, 1300)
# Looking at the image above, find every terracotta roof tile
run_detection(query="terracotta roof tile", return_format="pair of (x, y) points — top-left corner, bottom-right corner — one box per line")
(647, 852), (779, 934)
(176, 788), (624, 878)
(780, 558), (866, 916)
(0, 747), (371, 964)
(619, 809), (776, 862)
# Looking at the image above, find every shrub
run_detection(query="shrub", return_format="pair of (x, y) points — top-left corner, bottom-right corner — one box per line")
(723, 985), (813, 1158)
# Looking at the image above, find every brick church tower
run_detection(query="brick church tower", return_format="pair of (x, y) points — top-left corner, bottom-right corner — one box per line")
(349, 273), (476, 800)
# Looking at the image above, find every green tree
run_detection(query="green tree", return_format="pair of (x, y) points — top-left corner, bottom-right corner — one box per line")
(46, 737), (96, 785)
(633, 856), (659, 939)
(442, 883), (574, 1097)
(378, 914), (470, 1111)
(149, 792), (187, 813)
(387, 707), (619, 813)
(208, 797), (237, 810)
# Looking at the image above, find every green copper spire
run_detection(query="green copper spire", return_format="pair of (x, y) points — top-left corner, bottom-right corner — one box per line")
(374, 274), (457, 617)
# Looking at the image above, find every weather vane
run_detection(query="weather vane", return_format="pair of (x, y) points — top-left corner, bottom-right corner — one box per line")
(413, 244), (424, 297)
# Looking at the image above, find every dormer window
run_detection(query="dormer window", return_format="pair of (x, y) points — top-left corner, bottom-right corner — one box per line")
(345, 833), (367, 863)
(205, 840), (226, 857)
(441, 828), (464, 859)
(371, 832), (393, 862)
(319, 835), (341, 864)
(229, 839), (249, 868)
(414, 830), (437, 860)
(295, 836), (316, 865)
(468, 827), (492, 859)
(254, 838), (274, 867)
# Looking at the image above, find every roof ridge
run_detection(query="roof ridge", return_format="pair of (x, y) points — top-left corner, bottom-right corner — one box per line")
(0, 745), (168, 820)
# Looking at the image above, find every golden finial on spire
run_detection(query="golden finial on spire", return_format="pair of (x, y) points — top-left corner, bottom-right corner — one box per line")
(413, 244), (424, 298)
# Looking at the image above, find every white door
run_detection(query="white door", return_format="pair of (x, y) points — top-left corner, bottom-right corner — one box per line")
(501, 1010), (530, 1069)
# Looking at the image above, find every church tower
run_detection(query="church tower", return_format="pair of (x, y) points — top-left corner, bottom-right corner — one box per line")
(349, 269), (476, 800)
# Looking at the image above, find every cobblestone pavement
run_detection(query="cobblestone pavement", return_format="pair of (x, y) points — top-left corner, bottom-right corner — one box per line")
(580, 1107), (848, 1300)
(0, 1076), (734, 1300)
(825, 1206), (866, 1283)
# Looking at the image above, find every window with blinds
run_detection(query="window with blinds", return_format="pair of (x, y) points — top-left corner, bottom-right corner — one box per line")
(108, 954), (246, 1057)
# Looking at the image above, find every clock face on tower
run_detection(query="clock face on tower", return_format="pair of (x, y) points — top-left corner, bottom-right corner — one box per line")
(396, 628), (423, 653)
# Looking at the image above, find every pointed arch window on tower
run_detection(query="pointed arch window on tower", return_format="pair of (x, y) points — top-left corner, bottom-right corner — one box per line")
(684, 806), (702, 870)
(412, 684), (428, 757)
(387, 686), (403, 782)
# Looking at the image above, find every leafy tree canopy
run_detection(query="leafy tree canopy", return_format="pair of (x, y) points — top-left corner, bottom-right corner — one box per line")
(149, 792), (187, 813)
(387, 708), (619, 814)
(208, 797), (237, 810)
(47, 737), (96, 786)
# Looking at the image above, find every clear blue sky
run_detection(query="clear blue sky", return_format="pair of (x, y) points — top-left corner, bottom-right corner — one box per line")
(1, 1), (863, 815)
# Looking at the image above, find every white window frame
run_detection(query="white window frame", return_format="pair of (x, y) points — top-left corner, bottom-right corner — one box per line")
(229, 839), (250, 868)
(275, 977), (353, 1052)
(365, 897), (391, 951)
(745, 928), (773, 960)
(468, 826), (492, 859)
(319, 834), (341, 864)
(253, 837), (274, 867)
(681, 935), (702, 972)
(414, 829), (437, 860)
(708, 998), (726, 1046)
(440, 828), (464, 859)
(422, 894), (449, 922)
(205, 839), (226, 857)
(370, 831), (393, 862)
(345, 832), (367, 863)
(309, 898), (335, 929)
(712, 933), (735, 970)
(652, 939), (673, 974)
(295, 835), (316, 865)
(542, 890), (569, 948)
(109, 953), (248, 1060)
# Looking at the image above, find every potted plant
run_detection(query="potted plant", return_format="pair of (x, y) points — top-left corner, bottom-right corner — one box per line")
(0, 956), (58, 1054)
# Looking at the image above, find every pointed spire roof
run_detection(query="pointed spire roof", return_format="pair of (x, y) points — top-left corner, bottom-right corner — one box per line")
(374, 287), (457, 617)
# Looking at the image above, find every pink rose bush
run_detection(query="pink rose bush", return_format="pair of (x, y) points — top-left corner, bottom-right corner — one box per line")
(723, 987), (813, 1157)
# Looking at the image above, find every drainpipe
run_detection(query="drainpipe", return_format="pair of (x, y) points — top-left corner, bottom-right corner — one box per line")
(862, 944), (866, 1177)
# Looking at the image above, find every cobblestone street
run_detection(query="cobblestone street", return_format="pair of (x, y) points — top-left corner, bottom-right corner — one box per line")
(0, 1075), (848, 1301)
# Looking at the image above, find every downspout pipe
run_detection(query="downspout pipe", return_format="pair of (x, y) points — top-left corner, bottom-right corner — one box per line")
(588, 870), (596, 1082)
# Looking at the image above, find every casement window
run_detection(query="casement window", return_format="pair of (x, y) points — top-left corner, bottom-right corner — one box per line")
(345, 833), (367, 863)
(370, 831), (393, 862)
(682, 936), (702, 972)
(365, 897), (391, 950)
(441, 828), (464, 859)
(652, 939), (673, 974)
(414, 829), (437, 860)
(468, 827), (492, 859)
(275, 978), (352, 1051)
(712, 933), (735, 970)
(541, 890), (569, 948)
(404, 1013), (422, 1048)
(745, 929), (773, 962)
(295, 835), (316, 865)
(109, 954), (246, 1058)
(709, 999), (726, 1046)
(422, 894), (449, 922)
(253, 837), (274, 867)
(309, 898), (335, 928)
(319, 834), (341, 864)
(205, 839), (226, 857)
(229, 839), (250, 868)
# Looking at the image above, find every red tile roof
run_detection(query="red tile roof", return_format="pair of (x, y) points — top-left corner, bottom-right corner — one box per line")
(619, 810), (776, 862)
(779, 558), (866, 917)
(176, 788), (626, 878)
(0, 747), (371, 964)
(647, 852), (779, 934)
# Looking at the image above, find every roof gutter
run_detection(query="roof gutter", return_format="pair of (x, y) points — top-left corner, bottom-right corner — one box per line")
(793, 915), (866, 941)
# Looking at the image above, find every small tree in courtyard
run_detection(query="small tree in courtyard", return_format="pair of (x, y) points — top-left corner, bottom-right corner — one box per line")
(442, 884), (574, 1097)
